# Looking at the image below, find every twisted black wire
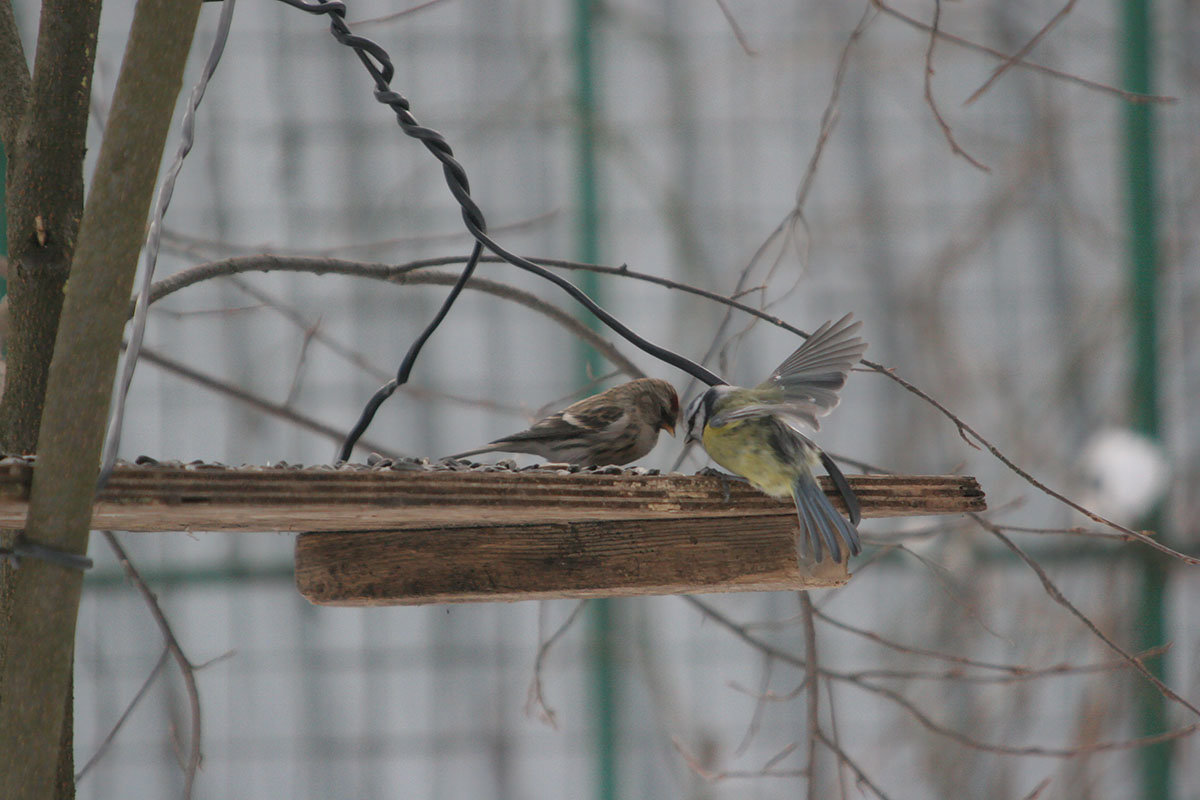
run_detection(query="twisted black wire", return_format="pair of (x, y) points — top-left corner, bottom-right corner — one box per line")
(335, 242), (482, 462)
(278, 0), (723, 462)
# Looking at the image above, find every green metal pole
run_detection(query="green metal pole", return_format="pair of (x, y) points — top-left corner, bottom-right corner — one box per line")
(573, 3), (617, 800)
(1121, 1), (1169, 798)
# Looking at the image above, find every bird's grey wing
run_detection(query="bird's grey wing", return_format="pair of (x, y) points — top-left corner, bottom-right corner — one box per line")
(756, 313), (867, 423)
(708, 402), (823, 431)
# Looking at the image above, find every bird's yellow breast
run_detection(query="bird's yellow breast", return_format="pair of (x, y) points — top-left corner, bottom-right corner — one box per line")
(701, 419), (797, 498)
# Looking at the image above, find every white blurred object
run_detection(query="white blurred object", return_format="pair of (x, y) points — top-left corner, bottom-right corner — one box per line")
(1079, 428), (1170, 520)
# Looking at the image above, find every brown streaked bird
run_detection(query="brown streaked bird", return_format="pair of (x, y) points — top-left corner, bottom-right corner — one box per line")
(446, 378), (680, 467)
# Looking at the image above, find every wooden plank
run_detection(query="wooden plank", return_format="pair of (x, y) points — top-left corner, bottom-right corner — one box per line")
(294, 517), (852, 606)
(0, 462), (985, 532)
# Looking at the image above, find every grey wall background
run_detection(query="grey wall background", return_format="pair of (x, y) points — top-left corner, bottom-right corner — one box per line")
(9, 0), (1198, 797)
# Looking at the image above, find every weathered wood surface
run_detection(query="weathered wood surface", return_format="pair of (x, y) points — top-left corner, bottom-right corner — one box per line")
(0, 462), (985, 604)
(0, 462), (985, 533)
(295, 517), (853, 606)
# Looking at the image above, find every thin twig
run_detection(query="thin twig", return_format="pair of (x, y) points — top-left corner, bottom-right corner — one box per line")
(101, 531), (202, 799)
(525, 600), (589, 728)
(867, 365), (1199, 565)
(158, 210), (560, 261)
(964, 0), (1078, 106)
(224, 276), (525, 416)
(690, 595), (1199, 761)
(1021, 777), (1054, 800)
(75, 646), (171, 782)
(824, 679), (849, 800)
(815, 609), (1029, 674)
(762, 741), (800, 772)
(862, 541), (1011, 642)
(816, 731), (894, 800)
(713, 0), (758, 55)
(137, 345), (401, 457)
(283, 316), (319, 407)
(733, 654), (774, 756)
(727, 676), (809, 703)
(841, 644), (1172, 684)
(979, 517), (1200, 719)
(351, 0), (453, 26)
(835, 673), (1199, 757)
(684, 596), (806, 670)
(800, 593), (821, 800)
(996, 524), (1127, 541)
(389, 270), (645, 379)
(922, 0), (990, 172)
(671, 736), (809, 781)
(870, 0), (1175, 104)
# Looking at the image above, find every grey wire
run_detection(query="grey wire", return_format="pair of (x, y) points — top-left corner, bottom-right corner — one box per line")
(99, 0), (238, 486)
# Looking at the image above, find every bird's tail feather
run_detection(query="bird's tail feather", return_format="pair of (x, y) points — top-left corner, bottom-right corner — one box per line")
(444, 445), (497, 461)
(819, 450), (861, 525)
(792, 475), (861, 563)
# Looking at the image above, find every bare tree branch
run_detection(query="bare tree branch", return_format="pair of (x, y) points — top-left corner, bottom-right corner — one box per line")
(75, 647), (170, 782)
(836, 672), (1198, 757)
(525, 600), (589, 728)
(870, 0), (1175, 104)
(980, 518), (1200, 719)
(816, 731), (894, 800)
(964, 0), (1079, 106)
(801, 593), (821, 800)
(689, 593), (1199, 763)
(1021, 777), (1054, 800)
(713, 0), (758, 55)
(101, 531), (202, 799)
(815, 609), (1033, 675)
(221, 277), (525, 417)
(136, 345), (401, 458)
(391, 271), (646, 379)
(922, 0), (990, 172)
(141, 257), (645, 380)
(732, 655), (775, 756)
(671, 735), (810, 781)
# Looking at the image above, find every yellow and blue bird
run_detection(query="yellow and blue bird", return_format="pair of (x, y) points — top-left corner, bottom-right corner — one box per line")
(684, 314), (867, 563)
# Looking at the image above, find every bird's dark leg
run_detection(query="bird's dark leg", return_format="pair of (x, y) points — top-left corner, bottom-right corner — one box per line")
(696, 466), (749, 503)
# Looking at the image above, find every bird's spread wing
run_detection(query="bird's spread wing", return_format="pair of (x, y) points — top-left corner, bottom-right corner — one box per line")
(708, 403), (823, 432)
(754, 313), (867, 429)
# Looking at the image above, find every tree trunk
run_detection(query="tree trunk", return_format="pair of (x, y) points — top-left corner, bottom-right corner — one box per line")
(0, 0), (203, 797)
(1, 2), (100, 798)
(0, 0), (100, 454)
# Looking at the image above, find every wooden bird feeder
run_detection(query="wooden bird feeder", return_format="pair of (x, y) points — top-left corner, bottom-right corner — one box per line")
(0, 461), (984, 605)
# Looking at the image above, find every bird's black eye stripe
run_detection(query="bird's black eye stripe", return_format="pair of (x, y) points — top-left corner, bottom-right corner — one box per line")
(685, 389), (719, 435)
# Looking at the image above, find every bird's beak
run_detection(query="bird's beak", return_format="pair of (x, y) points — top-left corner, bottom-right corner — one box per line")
(663, 421), (677, 437)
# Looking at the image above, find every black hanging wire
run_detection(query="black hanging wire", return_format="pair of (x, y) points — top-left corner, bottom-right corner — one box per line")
(335, 242), (483, 462)
(277, 0), (723, 462)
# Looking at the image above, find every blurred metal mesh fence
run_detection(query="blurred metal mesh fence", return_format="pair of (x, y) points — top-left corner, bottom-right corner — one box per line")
(24, 0), (1198, 797)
